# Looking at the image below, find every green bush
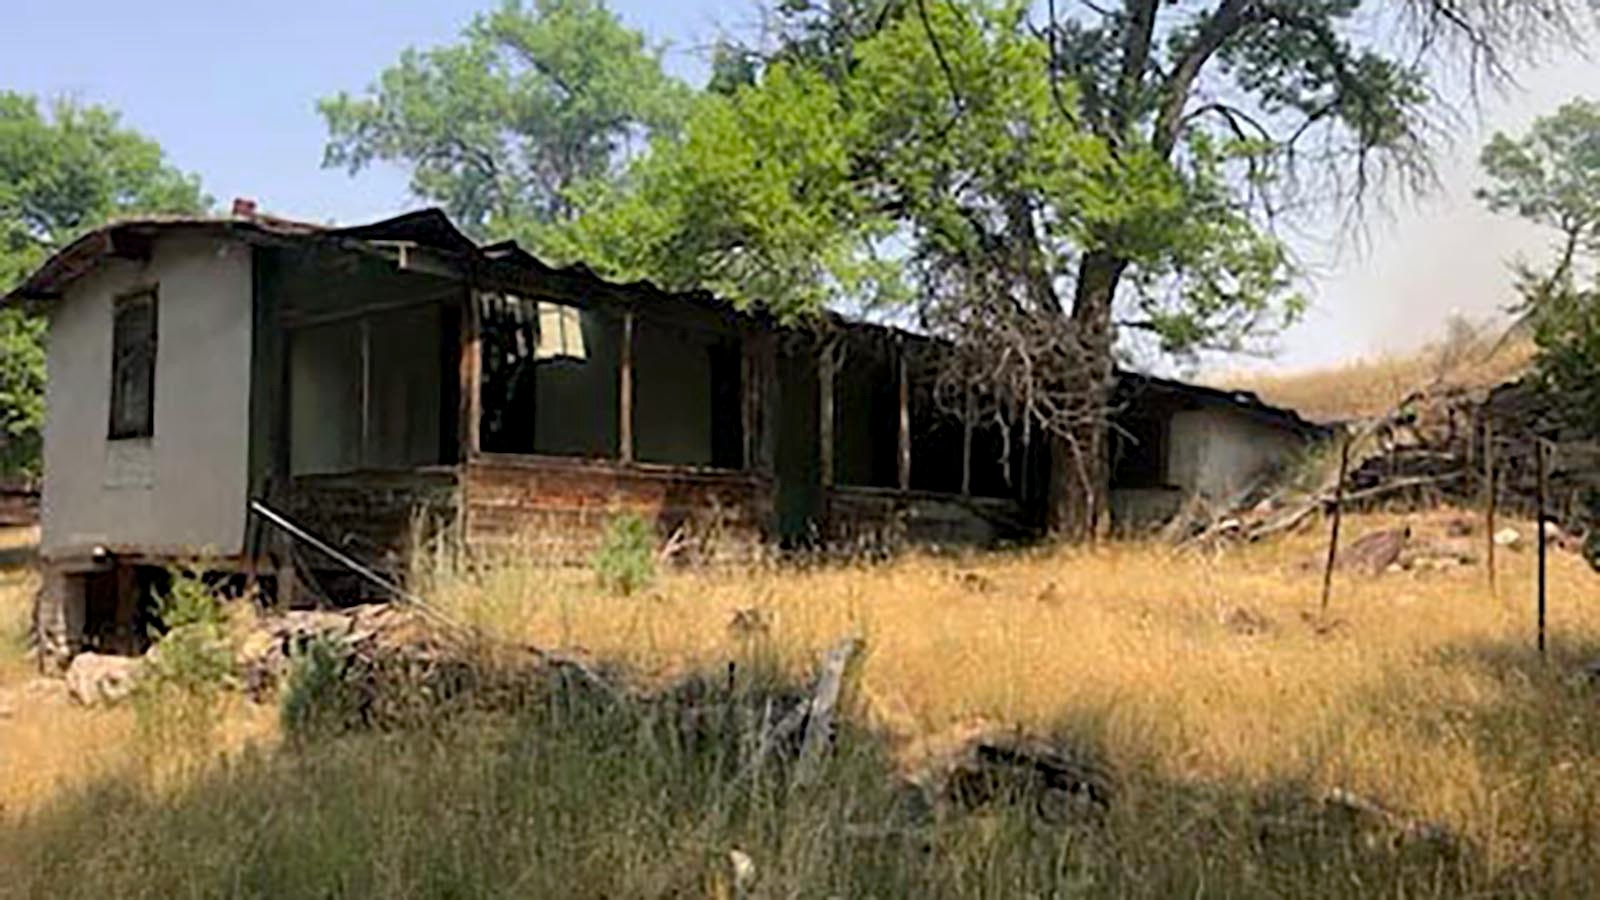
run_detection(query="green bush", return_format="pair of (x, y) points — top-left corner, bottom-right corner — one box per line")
(592, 513), (655, 596)
(133, 570), (236, 752)
(280, 633), (359, 741)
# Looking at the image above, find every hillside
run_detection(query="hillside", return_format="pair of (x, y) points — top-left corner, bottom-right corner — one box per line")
(1207, 320), (1535, 423)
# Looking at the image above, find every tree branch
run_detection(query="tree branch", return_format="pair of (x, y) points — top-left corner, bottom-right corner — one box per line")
(1153, 0), (1256, 158)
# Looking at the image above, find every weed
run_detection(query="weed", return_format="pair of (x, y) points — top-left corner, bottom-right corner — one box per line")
(131, 570), (236, 755)
(593, 513), (655, 596)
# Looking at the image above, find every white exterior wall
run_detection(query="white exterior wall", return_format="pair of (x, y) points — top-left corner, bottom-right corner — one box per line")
(1166, 407), (1304, 503)
(41, 235), (253, 558)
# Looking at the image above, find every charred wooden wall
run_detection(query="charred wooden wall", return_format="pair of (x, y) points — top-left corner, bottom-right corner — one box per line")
(280, 468), (462, 583)
(465, 456), (772, 563)
(824, 486), (1026, 549)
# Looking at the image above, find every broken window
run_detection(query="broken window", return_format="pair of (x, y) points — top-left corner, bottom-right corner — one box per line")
(479, 293), (619, 458)
(1111, 414), (1168, 488)
(109, 289), (157, 440)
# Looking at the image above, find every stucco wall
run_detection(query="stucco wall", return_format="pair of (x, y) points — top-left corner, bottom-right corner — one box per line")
(1167, 407), (1305, 502)
(42, 235), (254, 557)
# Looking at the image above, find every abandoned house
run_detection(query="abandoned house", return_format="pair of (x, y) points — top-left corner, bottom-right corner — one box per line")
(4, 205), (1326, 660)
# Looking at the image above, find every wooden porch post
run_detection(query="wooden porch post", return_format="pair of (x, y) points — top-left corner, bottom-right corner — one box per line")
(620, 308), (635, 463)
(897, 339), (911, 492)
(458, 289), (481, 460)
(961, 384), (975, 497)
(819, 337), (835, 488)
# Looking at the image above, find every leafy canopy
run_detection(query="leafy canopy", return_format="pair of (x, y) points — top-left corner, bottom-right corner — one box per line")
(1479, 98), (1600, 425)
(320, 0), (691, 247)
(0, 93), (208, 476)
(556, 0), (1292, 354)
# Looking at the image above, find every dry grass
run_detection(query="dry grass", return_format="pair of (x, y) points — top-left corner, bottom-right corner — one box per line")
(0, 533), (275, 821)
(2, 511), (1599, 894)
(1208, 322), (1535, 423)
(434, 509), (1599, 854)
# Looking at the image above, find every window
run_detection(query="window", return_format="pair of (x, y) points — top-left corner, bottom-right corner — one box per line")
(109, 290), (157, 440)
(536, 301), (586, 361)
(1110, 415), (1168, 489)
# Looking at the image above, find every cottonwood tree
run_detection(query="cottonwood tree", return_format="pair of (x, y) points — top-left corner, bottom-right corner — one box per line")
(1479, 98), (1600, 427)
(558, 0), (1590, 539)
(320, 0), (692, 247)
(0, 93), (207, 476)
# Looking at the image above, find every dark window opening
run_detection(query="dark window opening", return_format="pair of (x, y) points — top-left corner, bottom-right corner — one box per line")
(834, 338), (898, 488)
(1111, 415), (1168, 488)
(109, 290), (157, 440)
(287, 303), (444, 475)
(709, 340), (744, 469)
(479, 293), (619, 459)
(908, 375), (963, 494)
(635, 316), (743, 468)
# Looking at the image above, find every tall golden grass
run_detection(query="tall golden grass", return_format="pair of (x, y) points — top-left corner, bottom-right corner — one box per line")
(1209, 319), (1535, 422)
(2, 510), (1599, 895)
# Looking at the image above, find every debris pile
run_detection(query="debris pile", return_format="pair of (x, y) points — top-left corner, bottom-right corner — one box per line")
(898, 719), (1117, 827)
(1177, 377), (1600, 569)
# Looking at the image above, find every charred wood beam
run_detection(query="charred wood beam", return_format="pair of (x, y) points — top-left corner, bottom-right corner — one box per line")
(621, 308), (635, 464)
(898, 339), (911, 492)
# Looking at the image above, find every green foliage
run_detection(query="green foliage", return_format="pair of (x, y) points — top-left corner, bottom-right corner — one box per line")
(0, 92), (208, 477)
(592, 513), (654, 596)
(1479, 99), (1600, 426)
(0, 307), (44, 476)
(133, 571), (237, 751)
(280, 634), (359, 741)
(550, 0), (1376, 355)
(320, 0), (690, 247)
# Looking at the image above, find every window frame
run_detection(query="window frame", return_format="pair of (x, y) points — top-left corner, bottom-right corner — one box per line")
(108, 287), (159, 441)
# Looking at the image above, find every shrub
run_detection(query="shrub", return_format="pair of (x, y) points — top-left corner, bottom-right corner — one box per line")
(280, 633), (359, 741)
(592, 513), (655, 596)
(133, 570), (237, 752)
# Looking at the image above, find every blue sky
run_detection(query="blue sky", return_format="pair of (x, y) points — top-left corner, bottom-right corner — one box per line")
(4, 0), (1597, 369)
(0, 0), (744, 222)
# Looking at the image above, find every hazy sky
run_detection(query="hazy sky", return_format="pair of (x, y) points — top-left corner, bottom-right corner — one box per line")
(3, 0), (1593, 371)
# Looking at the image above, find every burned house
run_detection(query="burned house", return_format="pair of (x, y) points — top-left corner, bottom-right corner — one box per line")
(4, 206), (1325, 659)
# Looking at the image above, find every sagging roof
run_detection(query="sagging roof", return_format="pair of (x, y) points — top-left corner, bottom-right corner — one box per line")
(3, 206), (1327, 439)
(1117, 371), (1332, 439)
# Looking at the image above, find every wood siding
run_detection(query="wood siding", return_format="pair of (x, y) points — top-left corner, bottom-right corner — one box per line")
(465, 455), (771, 563)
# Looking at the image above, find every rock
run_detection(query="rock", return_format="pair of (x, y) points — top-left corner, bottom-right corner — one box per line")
(1400, 537), (1478, 570)
(1258, 786), (1459, 863)
(1341, 527), (1410, 575)
(1493, 527), (1522, 550)
(65, 652), (142, 707)
(900, 719), (1115, 826)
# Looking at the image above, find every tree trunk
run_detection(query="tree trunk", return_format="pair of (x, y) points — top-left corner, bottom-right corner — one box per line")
(1047, 249), (1125, 541)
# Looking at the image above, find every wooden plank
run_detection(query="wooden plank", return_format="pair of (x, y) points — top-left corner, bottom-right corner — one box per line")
(897, 340), (911, 492)
(794, 636), (863, 788)
(621, 308), (635, 463)
(1484, 416), (1497, 597)
(1537, 438), (1549, 657)
(960, 384), (975, 497)
(1320, 436), (1352, 616)
(458, 291), (482, 460)
(819, 338), (835, 488)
